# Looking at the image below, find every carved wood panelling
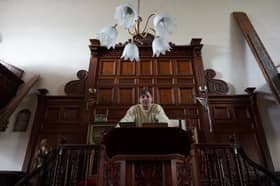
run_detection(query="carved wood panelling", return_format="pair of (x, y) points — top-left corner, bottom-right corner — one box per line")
(177, 77), (194, 84)
(45, 106), (82, 126)
(208, 95), (269, 166)
(238, 132), (262, 163)
(212, 106), (231, 120)
(234, 106), (251, 119)
(97, 79), (115, 87)
(120, 61), (135, 75)
(90, 45), (200, 108)
(178, 88), (195, 104)
(175, 59), (193, 75)
(100, 60), (116, 75)
(118, 88), (135, 105)
(140, 59), (153, 75)
(204, 69), (229, 95)
(110, 162), (122, 186)
(157, 88), (174, 104)
(176, 162), (192, 186)
(98, 89), (114, 105)
(157, 59), (173, 75)
(26, 39), (272, 175)
(119, 78), (135, 86)
(134, 161), (163, 186)
(46, 108), (60, 122)
(64, 70), (88, 96)
(139, 78), (153, 85)
(23, 95), (87, 171)
(93, 57), (198, 108)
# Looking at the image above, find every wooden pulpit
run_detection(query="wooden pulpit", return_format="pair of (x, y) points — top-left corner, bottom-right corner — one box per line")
(97, 127), (193, 186)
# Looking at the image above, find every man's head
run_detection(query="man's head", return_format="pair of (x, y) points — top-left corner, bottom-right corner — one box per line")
(139, 87), (153, 110)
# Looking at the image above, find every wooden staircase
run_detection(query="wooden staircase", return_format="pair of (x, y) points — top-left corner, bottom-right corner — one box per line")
(0, 60), (39, 131)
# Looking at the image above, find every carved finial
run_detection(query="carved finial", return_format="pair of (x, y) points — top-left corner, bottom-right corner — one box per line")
(37, 89), (49, 95)
(205, 69), (216, 79)
(76, 70), (88, 80)
(64, 70), (88, 96)
(86, 88), (97, 110)
(89, 39), (101, 57)
(191, 38), (202, 46)
(244, 87), (256, 95)
(204, 69), (229, 95)
(90, 39), (101, 47)
(190, 38), (203, 56)
(33, 138), (52, 169)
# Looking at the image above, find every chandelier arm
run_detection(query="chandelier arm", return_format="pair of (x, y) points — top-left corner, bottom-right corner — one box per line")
(128, 28), (136, 36)
(149, 28), (156, 34)
(141, 13), (156, 34)
(135, 22), (139, 35)
(140, 32), (148, 38)
(134, 37), (143, 45)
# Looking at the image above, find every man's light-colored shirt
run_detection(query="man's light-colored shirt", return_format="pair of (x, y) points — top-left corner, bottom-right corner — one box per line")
(119, 104), (170, 127)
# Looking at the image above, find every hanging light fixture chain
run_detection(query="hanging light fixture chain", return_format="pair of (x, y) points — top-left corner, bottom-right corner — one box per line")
(137, 0), (140, 17)
(142, 13), (155, 34)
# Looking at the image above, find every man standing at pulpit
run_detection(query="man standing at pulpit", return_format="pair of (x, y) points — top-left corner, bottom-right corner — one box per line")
(117, 87), (170, 127)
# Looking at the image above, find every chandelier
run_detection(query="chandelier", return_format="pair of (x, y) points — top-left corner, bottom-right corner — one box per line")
(97, 0), (176, 61)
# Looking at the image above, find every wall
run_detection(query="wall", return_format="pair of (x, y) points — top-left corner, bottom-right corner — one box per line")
(0, 0), (279, 171)
(0, 93), (37, 170)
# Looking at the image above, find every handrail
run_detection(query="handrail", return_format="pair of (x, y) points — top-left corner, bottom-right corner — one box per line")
(237, 146), (280, 185)
(15, 148), (58, 186)
(16, 143), (279, 186)
(192, 143), (280, 186)
(15, 144), (100, 186)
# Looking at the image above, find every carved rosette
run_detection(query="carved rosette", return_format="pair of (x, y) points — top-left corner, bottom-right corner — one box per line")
(176, 161), (193, 186)
(204, 69), (229, 95)
(134, 161), (163, 186)
(104, 162), (121, 186)
(64, 70), (88, 96)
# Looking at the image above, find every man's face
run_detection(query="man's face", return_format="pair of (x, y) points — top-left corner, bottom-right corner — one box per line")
(139, 92), (153, 108)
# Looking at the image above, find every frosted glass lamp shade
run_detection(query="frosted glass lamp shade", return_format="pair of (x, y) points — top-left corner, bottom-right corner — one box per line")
(97, 26), (118, 49)
(97, 3), (176, 61)
(121, 42), (140, 61)
(114, 3), (137, 29)
(152, 37), (171, 57)
(153, 13), (176, 38)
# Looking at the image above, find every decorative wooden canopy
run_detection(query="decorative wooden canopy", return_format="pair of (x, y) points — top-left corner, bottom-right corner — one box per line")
(85, 38), (209, 132)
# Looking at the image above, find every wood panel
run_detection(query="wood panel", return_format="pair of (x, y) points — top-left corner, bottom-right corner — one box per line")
(118, 88), (135, 105)
(99, 60), (116, 75)
(175, 59), (193, 75)
(25, 38), (272, 179)
(208, 94), (272, 168)
(89, 41), (202, 109)
(178, 88), (195, 104)
(0, 171), (25, 186)
(23, 95), (87, 172)
(157, 88), (174, 104)
(156, 59), (173, 75)
(139, 59), (153, 75)
(120, 61), (135, 75)
(87, 40), (207, 143)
